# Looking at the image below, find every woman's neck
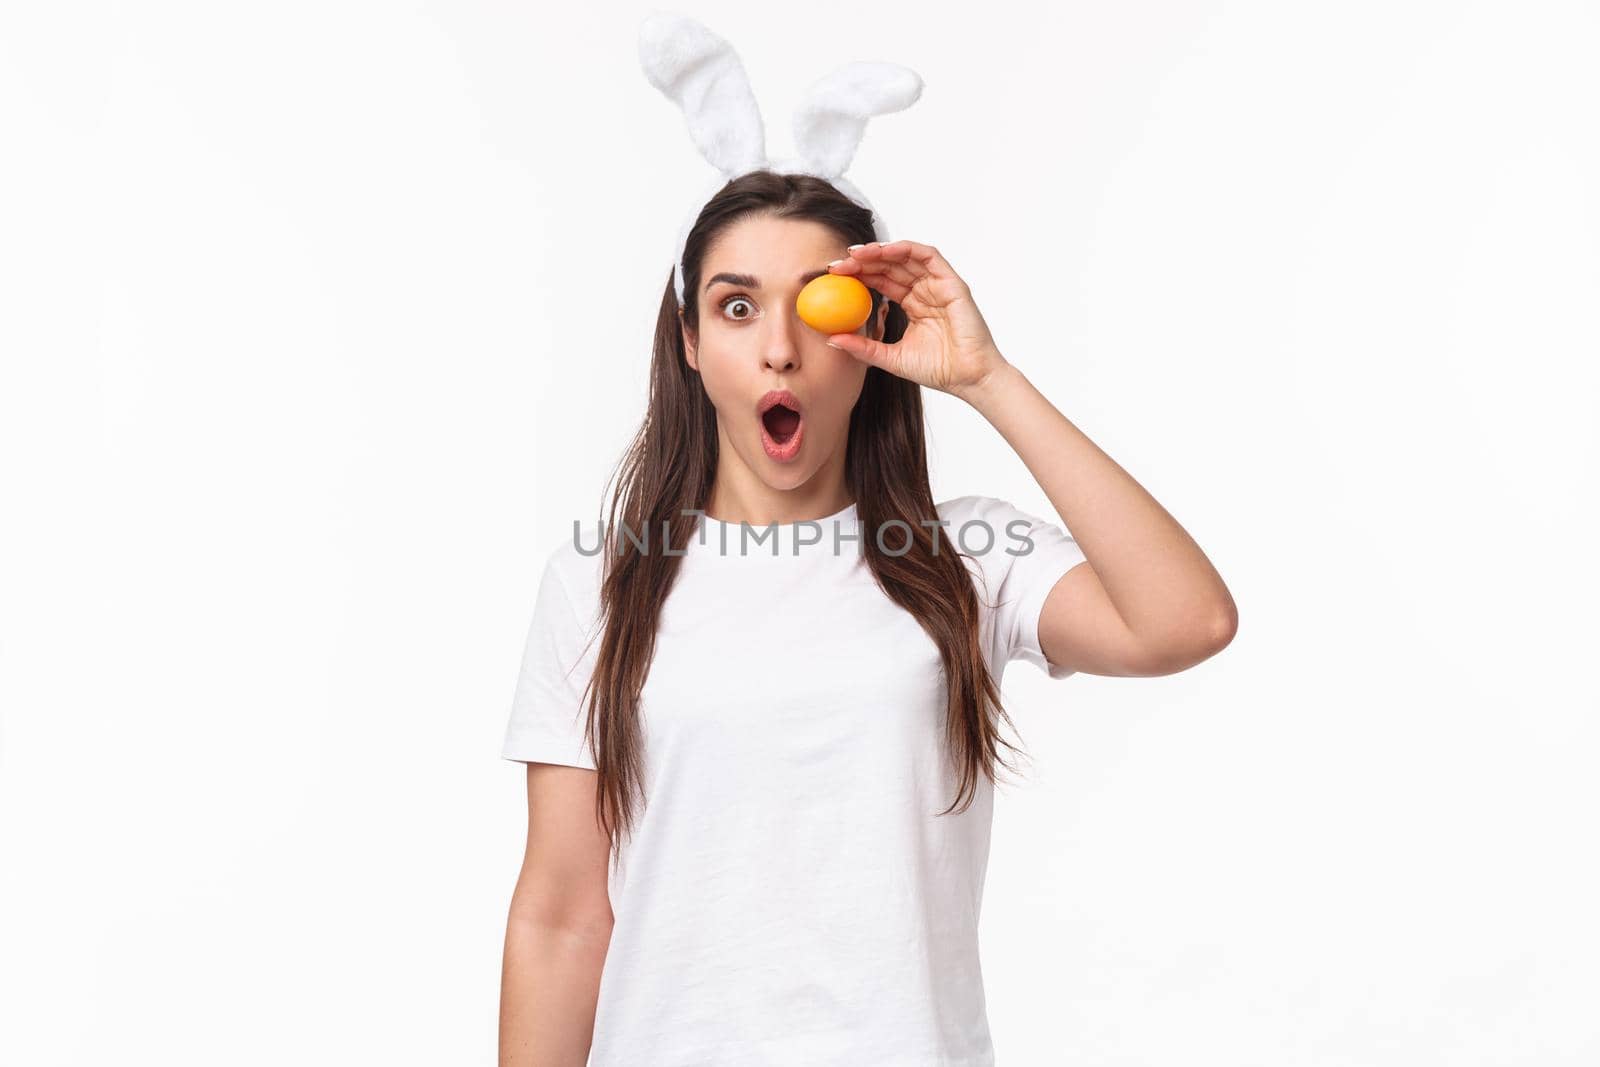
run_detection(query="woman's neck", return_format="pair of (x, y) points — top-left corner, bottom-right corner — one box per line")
(702, 480), (854, 528)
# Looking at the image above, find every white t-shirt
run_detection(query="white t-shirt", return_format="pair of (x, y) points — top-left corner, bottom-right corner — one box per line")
(502, 494), (1089, 1066)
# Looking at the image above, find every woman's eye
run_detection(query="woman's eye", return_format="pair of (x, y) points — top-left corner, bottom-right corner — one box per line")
(720, 296), (755, 321)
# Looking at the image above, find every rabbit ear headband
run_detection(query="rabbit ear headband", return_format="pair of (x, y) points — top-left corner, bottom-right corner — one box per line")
(637, 11), (924, 309)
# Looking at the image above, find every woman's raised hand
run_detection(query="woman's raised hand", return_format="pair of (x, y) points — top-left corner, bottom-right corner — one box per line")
(822, 240), (1010, 400)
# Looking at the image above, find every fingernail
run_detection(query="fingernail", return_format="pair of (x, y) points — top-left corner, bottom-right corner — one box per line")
(827, 258), (844, 267)
(826, 342), (842, 349)
(846, 244), (864, 251)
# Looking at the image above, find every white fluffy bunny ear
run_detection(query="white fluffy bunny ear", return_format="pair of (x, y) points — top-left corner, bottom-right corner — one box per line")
(791, 61), (923, 179)
(638, 11), (767, 178)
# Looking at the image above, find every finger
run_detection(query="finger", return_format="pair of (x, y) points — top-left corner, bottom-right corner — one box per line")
(825, 331), (901, 376)
(846, 241), (947, 293)
(856, 243), (974, 310)
(866, 240), (955, 280)
(855, 271), (913, 305)
(851, 258), (918, 291)
(828, 258), (914, 305)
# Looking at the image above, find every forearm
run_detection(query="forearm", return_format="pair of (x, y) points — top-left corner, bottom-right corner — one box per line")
(954, 357), (1236, 642)
(500, 914), (612, 1066)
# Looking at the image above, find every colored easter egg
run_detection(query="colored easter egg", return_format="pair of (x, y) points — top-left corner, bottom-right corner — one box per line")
(796, 274), (873, 335)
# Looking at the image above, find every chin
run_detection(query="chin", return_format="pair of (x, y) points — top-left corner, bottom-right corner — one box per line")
(759, 462), (817, 491)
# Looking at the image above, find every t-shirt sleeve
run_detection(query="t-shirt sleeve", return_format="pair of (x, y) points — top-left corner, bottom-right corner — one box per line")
(500, 550), (600, 769)
(942, 494), (1089, 680)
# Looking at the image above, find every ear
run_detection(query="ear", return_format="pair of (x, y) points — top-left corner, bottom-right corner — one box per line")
(791, 61), (923, 179)
(869, 298), (889, 341)
(638, 13), (767, 177)
(679, 306), (699, 371)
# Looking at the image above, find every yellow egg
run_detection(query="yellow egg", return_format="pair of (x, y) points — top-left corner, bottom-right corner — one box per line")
(796, 274), (873, 335)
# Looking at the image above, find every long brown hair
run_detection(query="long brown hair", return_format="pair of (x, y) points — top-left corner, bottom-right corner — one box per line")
(580, 170), (1023, 861)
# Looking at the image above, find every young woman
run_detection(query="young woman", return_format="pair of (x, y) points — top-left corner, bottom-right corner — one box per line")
(499, 171), (1238, 1066)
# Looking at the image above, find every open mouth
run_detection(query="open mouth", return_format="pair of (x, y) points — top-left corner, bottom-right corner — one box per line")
(757, 389), (805, 462)
(761, 404), (800, 444)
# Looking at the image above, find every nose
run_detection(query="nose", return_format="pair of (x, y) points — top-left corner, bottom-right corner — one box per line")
(762, 313), (802, 373)
(763, 348), (799, 373)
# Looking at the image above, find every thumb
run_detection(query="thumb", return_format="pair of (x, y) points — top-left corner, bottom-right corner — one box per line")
(827, 333), (897, 373)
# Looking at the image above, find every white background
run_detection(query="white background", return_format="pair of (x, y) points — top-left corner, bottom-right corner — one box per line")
(3, 1), (1597, 1063)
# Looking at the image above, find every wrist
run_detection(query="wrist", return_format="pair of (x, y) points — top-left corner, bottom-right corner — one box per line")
(953, 354), (1022, 411)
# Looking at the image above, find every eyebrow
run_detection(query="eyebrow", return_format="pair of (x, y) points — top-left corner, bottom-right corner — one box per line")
(703, 268), (830, 294)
